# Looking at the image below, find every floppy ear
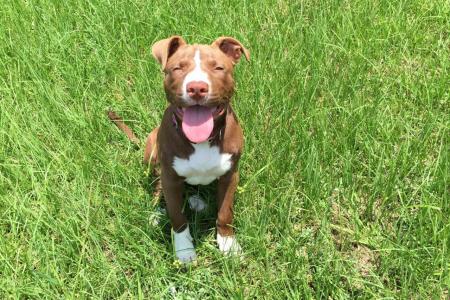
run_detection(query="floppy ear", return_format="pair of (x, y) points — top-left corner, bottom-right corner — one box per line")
(151, 36), (186, 70)
(211, 37), (250, 64)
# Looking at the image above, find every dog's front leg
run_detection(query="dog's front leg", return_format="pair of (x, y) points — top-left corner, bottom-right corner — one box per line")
(161, 170), (196, 263)
(216, 167), (242, 256)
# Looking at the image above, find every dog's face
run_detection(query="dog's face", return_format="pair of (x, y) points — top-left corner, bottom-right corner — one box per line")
(152, 36), (249, 112)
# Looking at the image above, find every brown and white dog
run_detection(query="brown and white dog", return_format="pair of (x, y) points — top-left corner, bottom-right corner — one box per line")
(109, 36), (249, 263)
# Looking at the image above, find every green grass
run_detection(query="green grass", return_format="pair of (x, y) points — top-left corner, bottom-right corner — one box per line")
(0, 0), (449, 298)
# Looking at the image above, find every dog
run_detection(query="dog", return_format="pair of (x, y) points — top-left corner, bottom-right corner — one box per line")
(108, 36), (249, 263)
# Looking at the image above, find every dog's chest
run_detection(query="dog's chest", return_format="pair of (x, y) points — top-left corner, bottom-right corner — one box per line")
(172, 142), (232, 185)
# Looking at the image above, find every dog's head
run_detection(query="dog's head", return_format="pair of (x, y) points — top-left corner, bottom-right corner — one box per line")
(152, 36), (249, 143)
(152, 36), (249, 108)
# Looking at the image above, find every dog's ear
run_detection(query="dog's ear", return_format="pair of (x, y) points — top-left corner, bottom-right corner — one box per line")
(152, 36), (186, 70)
(211, 37), (250, 64)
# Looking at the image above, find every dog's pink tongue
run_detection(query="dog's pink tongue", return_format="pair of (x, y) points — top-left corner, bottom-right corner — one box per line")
(182, 106), (214, 143)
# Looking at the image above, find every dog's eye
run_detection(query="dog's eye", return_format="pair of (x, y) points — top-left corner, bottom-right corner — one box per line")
(215, 66), (225, 71)
(172, 66), (182, 72)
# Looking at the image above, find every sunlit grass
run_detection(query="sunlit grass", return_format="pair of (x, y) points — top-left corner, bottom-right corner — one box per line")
(0, 0), (448, 298)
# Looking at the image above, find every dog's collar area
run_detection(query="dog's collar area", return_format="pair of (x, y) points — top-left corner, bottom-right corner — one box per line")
(172, 105), (227, 144)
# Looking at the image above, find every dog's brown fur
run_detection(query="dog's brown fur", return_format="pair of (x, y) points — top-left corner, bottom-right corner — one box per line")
(109, 36), (249, 240)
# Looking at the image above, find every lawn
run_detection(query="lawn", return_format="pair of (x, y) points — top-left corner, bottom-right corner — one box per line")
(0, 0), (449, 298)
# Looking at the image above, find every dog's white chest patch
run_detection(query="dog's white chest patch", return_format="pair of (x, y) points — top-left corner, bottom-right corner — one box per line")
(173, 142), (232, 185)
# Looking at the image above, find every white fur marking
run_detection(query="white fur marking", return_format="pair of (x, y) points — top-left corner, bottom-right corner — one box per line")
(173, 142), (232, 185)
(217, 233), (242, 256)
(173, 226), (197, 263)
(182, 50), (211, 103)
(188, 195), (207, 212)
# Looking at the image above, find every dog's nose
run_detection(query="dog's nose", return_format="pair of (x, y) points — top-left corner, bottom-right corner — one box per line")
(186, 81), (209, 100)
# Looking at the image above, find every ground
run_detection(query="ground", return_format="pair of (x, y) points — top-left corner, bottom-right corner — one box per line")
(0, 0), (449, 298)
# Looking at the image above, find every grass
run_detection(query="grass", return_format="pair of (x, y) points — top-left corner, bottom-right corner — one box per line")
(0, 0), (449, 298)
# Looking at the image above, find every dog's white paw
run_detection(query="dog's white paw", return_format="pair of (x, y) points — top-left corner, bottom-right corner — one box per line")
(188, 195), (207, 212)
(217, 233), (242, 256)
(173, 226), (197, 263)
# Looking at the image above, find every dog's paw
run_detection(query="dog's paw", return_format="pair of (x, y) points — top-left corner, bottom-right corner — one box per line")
(188, 195), (207, 212)
(176, 248), (197, 264)
(173, 227), (197, 263)
(217, 233), (242, 256)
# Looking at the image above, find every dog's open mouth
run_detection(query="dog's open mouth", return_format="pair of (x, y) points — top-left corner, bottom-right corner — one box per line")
(175, 105), (224, 143)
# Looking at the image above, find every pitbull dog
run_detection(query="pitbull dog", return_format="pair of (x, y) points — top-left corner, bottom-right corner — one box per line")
(109, 36), (249, 263)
